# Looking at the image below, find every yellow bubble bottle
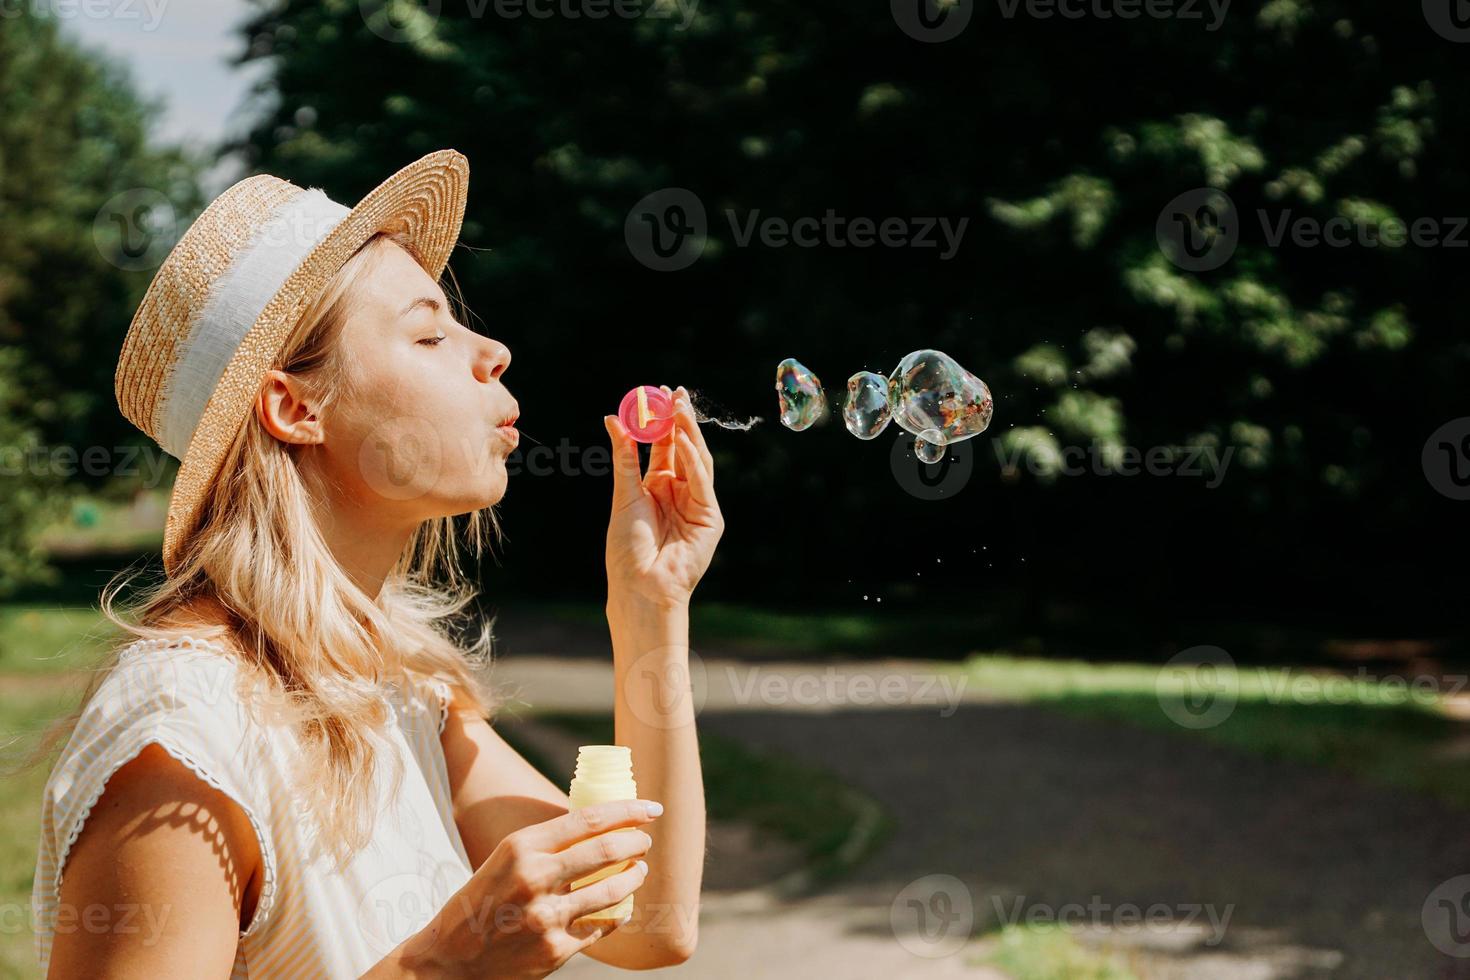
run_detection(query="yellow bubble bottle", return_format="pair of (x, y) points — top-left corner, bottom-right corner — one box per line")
(567, 745), (639, 925)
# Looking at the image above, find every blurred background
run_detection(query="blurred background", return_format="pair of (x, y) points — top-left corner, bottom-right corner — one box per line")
(3, 1), (1469, 977)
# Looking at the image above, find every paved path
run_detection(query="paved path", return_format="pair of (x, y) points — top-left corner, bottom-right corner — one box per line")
(491, 654), (1470, 978)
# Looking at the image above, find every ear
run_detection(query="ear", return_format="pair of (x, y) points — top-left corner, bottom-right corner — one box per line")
(257, 369), (324, 446)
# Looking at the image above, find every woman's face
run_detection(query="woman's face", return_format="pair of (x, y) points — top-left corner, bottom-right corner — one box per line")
(302, 241), (518, 525)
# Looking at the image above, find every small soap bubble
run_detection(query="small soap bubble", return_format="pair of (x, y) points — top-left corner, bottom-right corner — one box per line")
(914, 437), (946, 463)
(888, 349), (994, 445)
(842, 371), (892, 440)
(914, 427), (946, 463)
(775, 357), (826, 431)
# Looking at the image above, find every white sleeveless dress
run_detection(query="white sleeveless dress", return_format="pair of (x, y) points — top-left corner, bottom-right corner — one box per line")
(32, 636), (475, 978)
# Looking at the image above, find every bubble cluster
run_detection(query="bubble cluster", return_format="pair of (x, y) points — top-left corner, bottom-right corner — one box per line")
(775, 357), (827, 431)
(777, 350), (994, 462)
(889, 349), (994, 462)
(842, 371), (892, 440)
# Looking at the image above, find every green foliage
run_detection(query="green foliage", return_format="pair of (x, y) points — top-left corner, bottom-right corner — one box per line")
(0, 9), (202, 594)
(15, 0), (1441, 610)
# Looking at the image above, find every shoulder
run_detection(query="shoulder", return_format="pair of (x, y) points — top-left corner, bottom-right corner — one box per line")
(46, 742), (263, 974)
(35, 635), (280, 970)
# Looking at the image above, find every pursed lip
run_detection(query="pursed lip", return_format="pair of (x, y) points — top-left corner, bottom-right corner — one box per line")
(496, 412), (519, 448)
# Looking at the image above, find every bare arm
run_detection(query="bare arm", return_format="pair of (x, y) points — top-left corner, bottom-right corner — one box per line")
(606, 595), (705, 961)
(432, 614), (702, 975)
(47, 743), (262, 978)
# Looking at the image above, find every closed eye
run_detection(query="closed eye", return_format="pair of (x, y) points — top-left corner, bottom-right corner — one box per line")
(418, 334), (447, 347)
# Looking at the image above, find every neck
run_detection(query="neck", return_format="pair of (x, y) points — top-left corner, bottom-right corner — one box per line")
(312, 495), (416, 601)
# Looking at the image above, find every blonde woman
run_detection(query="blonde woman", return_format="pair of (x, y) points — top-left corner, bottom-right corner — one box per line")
(28, 150), (718, 977)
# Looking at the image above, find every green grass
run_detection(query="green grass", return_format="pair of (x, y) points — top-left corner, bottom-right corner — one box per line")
(962, 653), (1470, 808)
(0, 688), (78, 979)
(0, 606), (112, 674)
(982, 924), (1139, 980)
(518, 712), (892, 884)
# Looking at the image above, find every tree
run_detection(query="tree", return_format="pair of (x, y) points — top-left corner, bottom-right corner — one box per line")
(0, 8), (203, 594)
(228, 0), (1466, 625)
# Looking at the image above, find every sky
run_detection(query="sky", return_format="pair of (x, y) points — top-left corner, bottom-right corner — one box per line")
(59, 0), (267, 193)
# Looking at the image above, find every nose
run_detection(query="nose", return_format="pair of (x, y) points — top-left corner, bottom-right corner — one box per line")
(473, 335), (511, 384)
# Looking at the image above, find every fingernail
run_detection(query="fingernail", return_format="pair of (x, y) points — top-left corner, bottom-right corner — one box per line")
(677, 385), (687, 395)
(643, 800), (664, 817)
(635, 859), (648, 874)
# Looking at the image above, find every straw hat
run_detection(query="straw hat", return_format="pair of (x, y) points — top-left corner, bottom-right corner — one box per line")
(114, 149), (470, 576)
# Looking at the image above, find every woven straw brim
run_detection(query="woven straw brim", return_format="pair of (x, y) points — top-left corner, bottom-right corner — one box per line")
(158, 150), (469, 575)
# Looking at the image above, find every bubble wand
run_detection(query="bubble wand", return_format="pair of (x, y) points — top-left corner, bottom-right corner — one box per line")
(617, 385), (679, 444)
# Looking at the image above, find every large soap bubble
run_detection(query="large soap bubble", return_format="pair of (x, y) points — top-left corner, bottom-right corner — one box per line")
(888, 349), (994, 446)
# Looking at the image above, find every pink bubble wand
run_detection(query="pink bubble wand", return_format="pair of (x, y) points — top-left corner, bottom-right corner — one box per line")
(616, 385), (678, 444)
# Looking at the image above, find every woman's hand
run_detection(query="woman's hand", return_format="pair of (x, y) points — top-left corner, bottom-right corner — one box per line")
(603, 386), (725, 610)
(387, 800), (659, 979)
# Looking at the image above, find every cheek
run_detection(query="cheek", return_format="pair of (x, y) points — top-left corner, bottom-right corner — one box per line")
(327, 362), (462, 499)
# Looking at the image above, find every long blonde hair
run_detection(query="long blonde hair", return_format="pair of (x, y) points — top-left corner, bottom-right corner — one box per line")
(20, 230), (500, 870)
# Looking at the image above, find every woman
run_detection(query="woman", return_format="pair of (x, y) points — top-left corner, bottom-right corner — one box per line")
(30, 150), (719, 976)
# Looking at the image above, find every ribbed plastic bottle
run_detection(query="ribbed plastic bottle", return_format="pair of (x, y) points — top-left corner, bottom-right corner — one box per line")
(567, 744), (639, 924)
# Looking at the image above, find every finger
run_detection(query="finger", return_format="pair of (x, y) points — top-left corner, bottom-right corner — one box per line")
(648, 430), (676, 477)
(673, 387), (714, 474)
(674, 429), (715, 507)
(565, 909), (631, 946)
(525, 799), (662, 851)
(603, 415), (645, 512)
(556, 829), (652, 885)
(565, 860), (649, 921)
(648, 386), (677, 474)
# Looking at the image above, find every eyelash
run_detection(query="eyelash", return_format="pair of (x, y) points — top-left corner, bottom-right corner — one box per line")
(418, 335), (446, 347)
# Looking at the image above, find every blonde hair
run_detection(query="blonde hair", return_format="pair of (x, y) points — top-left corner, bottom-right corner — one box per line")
(19, 230), (500, 871)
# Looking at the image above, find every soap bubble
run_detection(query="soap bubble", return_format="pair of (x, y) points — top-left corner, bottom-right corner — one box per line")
(915, 429), (946, 463)
(888, 349), (993, 444)
(775, 357), (826, 431)
(842, 371), (892, 440)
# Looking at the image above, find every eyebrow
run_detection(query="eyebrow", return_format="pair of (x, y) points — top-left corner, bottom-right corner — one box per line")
(398, 295), (443, 319)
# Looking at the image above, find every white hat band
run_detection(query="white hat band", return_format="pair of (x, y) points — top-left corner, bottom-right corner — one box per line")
(155, 188), (352, 459)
